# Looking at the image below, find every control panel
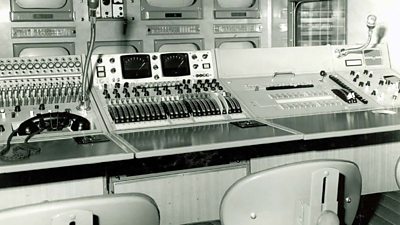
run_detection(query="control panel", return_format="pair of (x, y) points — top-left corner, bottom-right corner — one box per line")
(91, 50), (247, 132)
(0, 55), (106, 151)
(216, 44), (400, 120)
(222, 71), (378, 119)
(335, 69), (400, 107)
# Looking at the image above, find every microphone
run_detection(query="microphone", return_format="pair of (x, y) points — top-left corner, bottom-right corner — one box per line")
(88, 0), (99, 17)
(366, 15), (377, 29)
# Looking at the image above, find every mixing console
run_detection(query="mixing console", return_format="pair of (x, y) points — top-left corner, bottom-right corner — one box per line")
(222, 72), (378, 119)
(0, 55), (106, 153)
(215, 44), (400, 120)
(91, 50), (247, 132)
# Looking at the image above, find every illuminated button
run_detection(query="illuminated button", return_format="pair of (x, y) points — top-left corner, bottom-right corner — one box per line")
(20, 64), (26, 69)
(48, 63), (54, 68)
(13, 64), (19, 70)
(68, 62), (74, 68)
(0, 65), (5, 70)
(97, 66), (105, 72)
(75, 61), (81, 67)
(41, 63), (48, 69)
(6, 64), (12, 70)
(34, 63), (40, 69)
(54, 62), (61, 68)
(97, 71), (106, 78)
(202, 63), (211, 69)
(61, 62), (68, 68)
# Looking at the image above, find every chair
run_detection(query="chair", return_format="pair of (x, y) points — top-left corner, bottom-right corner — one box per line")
(220, 160), (362, 225)
(0, 193), (160, 225)
(396, 156), (400, 188)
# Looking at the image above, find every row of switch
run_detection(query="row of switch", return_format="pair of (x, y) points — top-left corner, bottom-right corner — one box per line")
(0, 94), (80, 108)
(106, 78), (221, 89)
(0, 61), (81, 71)
(0, 85), (81, 98)
(103, 80), (223, 99)
(108, 96), (242, 123)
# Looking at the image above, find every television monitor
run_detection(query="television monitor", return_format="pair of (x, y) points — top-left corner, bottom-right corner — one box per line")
(214, 0), (259, 19)
(140, 0), (202, 20)
(14, 43), (74, 57)
(92, 41), (143, 55)
(10, 0), (74, 21)
(154, 39), (203, 52)
(215, 37), (259, 49)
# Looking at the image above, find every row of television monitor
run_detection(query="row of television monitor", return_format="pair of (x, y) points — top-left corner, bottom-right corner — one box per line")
(11, 0), (260, 21)
(13, 38), (260, 57)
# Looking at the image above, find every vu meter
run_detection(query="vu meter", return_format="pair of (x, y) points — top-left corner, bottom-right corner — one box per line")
(161, 53), (190, 77)
(120, 54), (152, 79)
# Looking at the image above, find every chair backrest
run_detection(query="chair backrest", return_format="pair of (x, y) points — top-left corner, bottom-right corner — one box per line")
(0, 193), (160, 225)
(396, 156), (400, 188)
(220, 160), (362, 225)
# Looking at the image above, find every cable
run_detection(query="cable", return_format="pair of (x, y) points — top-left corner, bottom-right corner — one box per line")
(78, 10), (97, 111)
(0, 128), (42, 161)
(83, 17), (97, 102)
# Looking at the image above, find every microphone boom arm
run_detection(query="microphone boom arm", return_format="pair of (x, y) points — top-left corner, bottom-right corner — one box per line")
(336, 15), (377, 58)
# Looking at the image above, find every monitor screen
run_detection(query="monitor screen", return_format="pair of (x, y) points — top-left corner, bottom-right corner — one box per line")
(93, 45), (139, 55)
(158, 43), (199, 52)
(120, 55), (152, 79)
(146, 0), (196, 8)
(19, 47), (70, 57)
(161, 53), (190, 77)
(15, 0), (68, 9)
(219, 41), (256, 49)
(216, 0), (255, 8)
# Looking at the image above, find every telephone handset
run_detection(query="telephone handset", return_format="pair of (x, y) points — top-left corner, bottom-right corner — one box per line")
(17, 112), (91, 135)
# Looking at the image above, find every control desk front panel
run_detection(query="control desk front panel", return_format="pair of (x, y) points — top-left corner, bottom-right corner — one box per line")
(91, 50), (247, 133)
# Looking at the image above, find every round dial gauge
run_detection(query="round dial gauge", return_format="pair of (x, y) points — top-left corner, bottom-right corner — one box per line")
(120, 54), (152, 79)
(161, 53), (190, 77)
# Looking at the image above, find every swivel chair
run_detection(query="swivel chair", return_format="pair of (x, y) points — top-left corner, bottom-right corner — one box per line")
(0, 193), (160, 225)
(220, 160), (362, 225)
